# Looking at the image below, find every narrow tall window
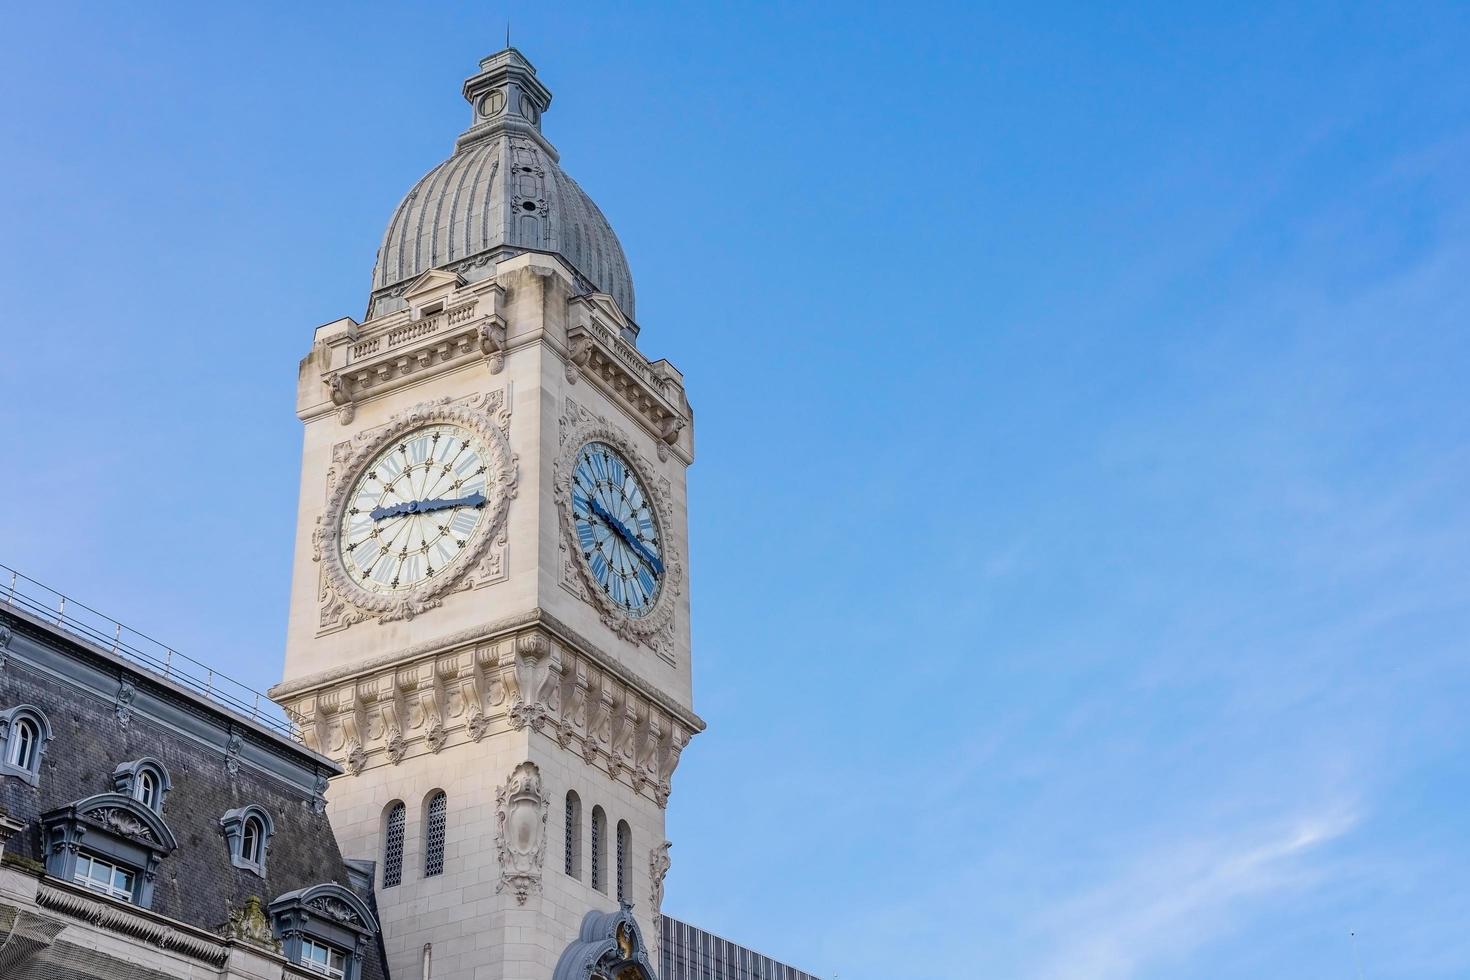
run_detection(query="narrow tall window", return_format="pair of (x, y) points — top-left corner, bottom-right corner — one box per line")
(383, 802), (406, 888)
(590, 806), (606, 893)
(136, 770), (158, 809)
(12, 718), (36, 770)
(424, 791), (447, 877)
(616, 820), (631, 902)
(242, 816), (263, 864)
(564, 791), (582, 879)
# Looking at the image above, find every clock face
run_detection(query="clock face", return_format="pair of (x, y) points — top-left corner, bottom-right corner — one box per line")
(338, 424), (491, 594)
(570, 442), (664, 616)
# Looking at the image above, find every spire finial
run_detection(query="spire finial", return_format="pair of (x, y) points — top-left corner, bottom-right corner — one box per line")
(506, 21), (511, 49)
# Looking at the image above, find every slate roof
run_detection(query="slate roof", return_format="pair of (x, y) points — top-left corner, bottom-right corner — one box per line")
(0, 604), (389, 980)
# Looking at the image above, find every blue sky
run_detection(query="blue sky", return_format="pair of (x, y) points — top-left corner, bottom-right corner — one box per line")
(2, 3), (1468, 978)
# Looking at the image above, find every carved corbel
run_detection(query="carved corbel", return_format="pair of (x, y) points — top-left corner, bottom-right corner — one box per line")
(657, 415), (685, 462)
(565, 332), (594, 384)
(586, 671), (615, 764)
(324, 372), (355, 425)
(560, 658), (590, 748)
(479, 316), (508, 374)
(509, 632), (551, 731)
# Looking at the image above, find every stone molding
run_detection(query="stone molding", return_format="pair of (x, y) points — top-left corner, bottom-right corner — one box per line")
(278, 625), (697, 808)
(36, 878), (231, 966)
(563, 295), (690, 465)
(555, 397), (683, 663)
(315, 279), (508, 425)
(313, 389), (517, 629)
(495, 761), (548, 904)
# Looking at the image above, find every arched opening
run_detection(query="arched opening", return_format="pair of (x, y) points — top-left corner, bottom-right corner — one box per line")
(424, 791), (447, 877)
(590, 805), (607, 893)
(564, 791), (583, 879)
(616, 820), (631, 903)
(242, 815), (263, 864)
(383, 801), (406, 888)
(11, 717), (37, 770)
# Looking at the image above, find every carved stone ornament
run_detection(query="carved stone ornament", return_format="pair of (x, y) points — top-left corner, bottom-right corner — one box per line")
(649, 840), (671, 920)
(82, 806), (155, 844)
(223, 896), (281, 951)
(315, 391), (517, 625)
(554, 399), (682, 652)
(115, 678), (136, 729)
(495, 761), (548, 904)
(307, 896), (362, 926)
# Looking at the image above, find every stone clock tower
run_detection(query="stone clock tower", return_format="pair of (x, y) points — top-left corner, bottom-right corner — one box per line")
(270, 47), (700, 980)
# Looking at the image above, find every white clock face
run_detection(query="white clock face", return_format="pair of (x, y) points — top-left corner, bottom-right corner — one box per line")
(570, 442), (664, 616)
(338, 424), (491, 594)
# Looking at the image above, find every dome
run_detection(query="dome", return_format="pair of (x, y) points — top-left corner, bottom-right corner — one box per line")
(367, 48), (635, 321)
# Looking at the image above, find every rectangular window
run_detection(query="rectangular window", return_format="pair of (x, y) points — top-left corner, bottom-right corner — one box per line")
(74, 853), (135, 901)
(300, 937), (347, 979)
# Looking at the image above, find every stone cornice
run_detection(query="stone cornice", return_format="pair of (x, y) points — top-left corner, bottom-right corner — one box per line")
(270, 607), (702, 732)
(36, 876), (233, 966)
(564, 295), (692, 465)
(272, 613), (703, 808)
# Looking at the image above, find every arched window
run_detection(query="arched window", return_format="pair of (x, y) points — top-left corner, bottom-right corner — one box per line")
(0, 705), (51, 785)
(590, 806), (607, 893)
(221, 805), (273, 875)
(616, 820), (631, 902)
(564, 791), (583, 879)
(13, 718), (37, 770)
(424, 791), (447, 877)
(113, 758), (171, 813)
(383, 802), (406, 888)
(137, 770), (158, 809)
(242, 815), (263, 864)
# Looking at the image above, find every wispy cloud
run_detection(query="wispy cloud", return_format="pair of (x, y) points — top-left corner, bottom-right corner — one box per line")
(1030, 805), (1358, 980)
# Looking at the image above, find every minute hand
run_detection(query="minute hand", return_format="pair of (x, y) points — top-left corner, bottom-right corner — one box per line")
(589, 499), (664, 575)
(370, 492), (486, 521)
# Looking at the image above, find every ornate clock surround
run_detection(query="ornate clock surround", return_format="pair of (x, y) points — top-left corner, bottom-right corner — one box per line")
(315, 391), (518, 626)
(554, 399), (682, 654)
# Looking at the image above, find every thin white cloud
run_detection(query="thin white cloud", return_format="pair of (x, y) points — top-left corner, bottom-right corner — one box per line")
(1030, 805), (1358, 980)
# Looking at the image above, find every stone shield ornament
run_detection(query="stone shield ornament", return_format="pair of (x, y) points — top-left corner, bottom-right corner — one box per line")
(496, 761), (548, 904)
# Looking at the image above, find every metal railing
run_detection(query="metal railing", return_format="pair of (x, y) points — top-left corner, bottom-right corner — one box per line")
(0, 562), (300, 741)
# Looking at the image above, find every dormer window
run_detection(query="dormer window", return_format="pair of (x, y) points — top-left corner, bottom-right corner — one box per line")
(269, 882), (378, 980)
(75, 852), (136, 901)
(41, 793), (177, 908)
(221, 805), (274, 876)
(0, 705), (52, 786)
(112, 758), (171, 813)
(242, 815), (264, 864)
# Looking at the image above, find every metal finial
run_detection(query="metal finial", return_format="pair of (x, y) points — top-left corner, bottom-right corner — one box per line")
(506, 21), (511, 49)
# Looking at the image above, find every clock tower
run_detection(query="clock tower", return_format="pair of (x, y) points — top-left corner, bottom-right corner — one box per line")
(270, 47), (700, 980)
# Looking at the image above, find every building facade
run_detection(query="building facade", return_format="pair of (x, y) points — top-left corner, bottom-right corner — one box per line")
(0, 580), (390, 980)
(1, 43), (820, 980)
(267, 45), (693, 980)
(660, 918), (820, 980)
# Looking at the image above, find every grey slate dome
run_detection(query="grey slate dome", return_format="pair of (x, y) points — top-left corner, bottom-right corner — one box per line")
(367, 48), (635, 321)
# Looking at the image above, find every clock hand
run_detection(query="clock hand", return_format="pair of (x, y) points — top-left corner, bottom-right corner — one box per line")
(370, 491), (486, 521)
(588, 498), (664, 576)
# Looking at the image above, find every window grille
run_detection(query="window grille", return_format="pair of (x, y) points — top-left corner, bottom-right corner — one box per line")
(591, 806), (606, 892)
(616, 820), (631, 902)
(384, 802), (406, 887)
(564, 791), (582, 878)
(424, 791), (447, 877)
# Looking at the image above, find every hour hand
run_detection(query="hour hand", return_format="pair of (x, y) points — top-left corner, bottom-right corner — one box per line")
(369, 492), (486, 521)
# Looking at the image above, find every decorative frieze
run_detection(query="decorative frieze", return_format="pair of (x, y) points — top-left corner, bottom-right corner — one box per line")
(280, 626), (696, 808)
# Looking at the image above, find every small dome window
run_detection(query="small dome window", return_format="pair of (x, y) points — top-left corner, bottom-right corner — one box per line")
(112, 758), (171, 813)
(221, 805), (274, 876)
(0, 705), (52, 786)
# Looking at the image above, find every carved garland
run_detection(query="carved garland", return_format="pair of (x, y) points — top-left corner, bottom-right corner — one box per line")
(554, 401), (682, 651)
(315, 392), (517, 624)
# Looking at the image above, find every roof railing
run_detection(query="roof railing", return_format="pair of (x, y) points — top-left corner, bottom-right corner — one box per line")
(1, 562), (300, 741)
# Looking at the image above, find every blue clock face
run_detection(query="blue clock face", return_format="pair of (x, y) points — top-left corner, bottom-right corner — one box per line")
(570, 442), (664, 616)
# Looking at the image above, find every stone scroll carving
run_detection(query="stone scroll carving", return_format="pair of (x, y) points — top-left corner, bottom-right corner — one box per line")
(281, 626), (699, 806)
(495, 761), (548, 904)
(649, 840), (671, 920)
